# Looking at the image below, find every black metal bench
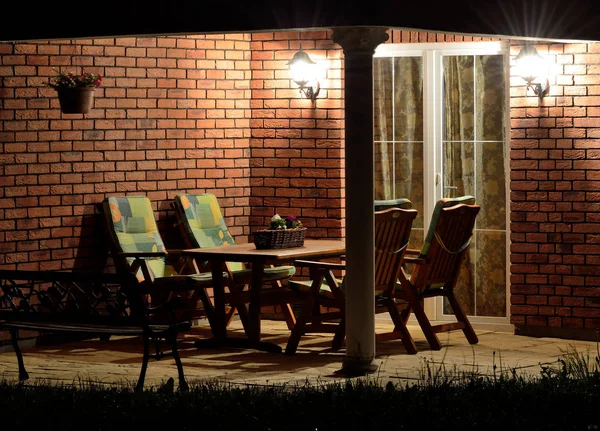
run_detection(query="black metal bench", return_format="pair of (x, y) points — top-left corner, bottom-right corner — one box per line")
(0, 269), (196, 391)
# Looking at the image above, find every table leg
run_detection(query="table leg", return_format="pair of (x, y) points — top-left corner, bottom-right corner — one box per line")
(200, 259), (226, 340)
(194, 258), (281, 353)
(248, 262), (265, 343)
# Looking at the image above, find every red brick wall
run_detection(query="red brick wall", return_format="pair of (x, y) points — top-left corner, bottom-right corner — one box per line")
(0, 34), (252, 271)
(248, 30), (344, 239)
(510, 41), (600, 340)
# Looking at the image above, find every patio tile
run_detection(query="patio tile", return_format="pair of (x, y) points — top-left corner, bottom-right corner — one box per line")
(0, 319), (598, 389)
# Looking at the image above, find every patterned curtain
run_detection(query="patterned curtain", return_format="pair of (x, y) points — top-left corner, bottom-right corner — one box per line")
(394, 57), (424, 233)
(374, 56), (424, 239)
(374, 58), (393, 200)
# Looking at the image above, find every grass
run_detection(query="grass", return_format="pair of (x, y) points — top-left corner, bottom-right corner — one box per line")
(1, 344), (600, 430)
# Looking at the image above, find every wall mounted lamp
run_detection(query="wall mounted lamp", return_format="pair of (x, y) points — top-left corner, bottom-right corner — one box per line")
(514, 44), (550, 100)
(288, 45), (320, 102)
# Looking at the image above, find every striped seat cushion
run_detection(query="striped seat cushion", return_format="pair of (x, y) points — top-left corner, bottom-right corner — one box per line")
(287, 278), (339, 295)
(232, 265), (296, 284)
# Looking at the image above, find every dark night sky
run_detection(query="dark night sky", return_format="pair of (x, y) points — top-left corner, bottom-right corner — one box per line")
(2, 0), (600, 42)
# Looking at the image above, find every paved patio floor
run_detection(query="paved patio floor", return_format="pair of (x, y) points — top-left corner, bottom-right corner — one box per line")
(1, 318), (598, 389)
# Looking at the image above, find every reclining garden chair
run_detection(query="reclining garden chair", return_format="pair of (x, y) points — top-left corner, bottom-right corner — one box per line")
(172, 193), (298, 331)
(102, 196), (220, 333)
(395, 195), (480, 350)
(284, 206), (419, 355)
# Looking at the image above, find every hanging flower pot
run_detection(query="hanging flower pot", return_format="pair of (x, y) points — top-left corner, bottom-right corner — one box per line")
(48, 69), (102, 114)
(57, 87), (96, 114)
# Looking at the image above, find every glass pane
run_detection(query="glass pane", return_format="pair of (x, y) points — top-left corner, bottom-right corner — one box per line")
(444, 244), (476, 316)
(408, 229), (424, 254)
(443, 56), (474, 142)
(394, 57), (423, 142)
(374, 58), (393, 141)
(476, 141), (506, 230)
(443, 141), (474, 198)
(475, 231), (507, 317)
(442, 53), (507, 320)
(374, 142), (394, 200)
(475, 55), (506, 142)
(447, 232), (507, 317)
(395, 142), (424, 230)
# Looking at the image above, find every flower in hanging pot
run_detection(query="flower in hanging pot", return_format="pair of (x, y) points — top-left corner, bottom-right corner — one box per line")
(48, 69), (102, 114)
(48, 69), (103, 90)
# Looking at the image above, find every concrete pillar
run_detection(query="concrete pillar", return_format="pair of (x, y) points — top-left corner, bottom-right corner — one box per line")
(331, 27), (389, 375)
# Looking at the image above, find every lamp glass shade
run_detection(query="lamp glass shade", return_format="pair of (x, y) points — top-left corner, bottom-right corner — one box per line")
(289, 49), (316, 87)
(515, 45), (547, 84)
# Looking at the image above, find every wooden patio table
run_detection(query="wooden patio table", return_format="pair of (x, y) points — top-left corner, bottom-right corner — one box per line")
(182, 239), (345, 353)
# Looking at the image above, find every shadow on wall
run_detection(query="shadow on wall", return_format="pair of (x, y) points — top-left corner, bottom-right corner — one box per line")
(71, 203), (187, 273)
(71, 210), (110, 272)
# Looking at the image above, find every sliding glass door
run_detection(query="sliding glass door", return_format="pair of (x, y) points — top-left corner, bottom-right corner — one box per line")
(374, 42), (509, 324)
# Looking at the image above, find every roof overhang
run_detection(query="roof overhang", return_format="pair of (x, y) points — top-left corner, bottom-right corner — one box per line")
(3, 0), (600, 42)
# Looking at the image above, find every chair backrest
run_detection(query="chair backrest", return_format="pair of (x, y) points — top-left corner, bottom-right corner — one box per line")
(103, 196), (172, 280)
(374, 207), (418, 296)
(374, 198), (412, 211)
(419, 195), (475, 257)
(172, 193), (244, 271)
(412, 203), (480, 291)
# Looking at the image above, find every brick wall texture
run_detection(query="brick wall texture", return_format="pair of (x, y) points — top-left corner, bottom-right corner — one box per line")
(509, 41), (600, 337)
(1, 29), (599, 338)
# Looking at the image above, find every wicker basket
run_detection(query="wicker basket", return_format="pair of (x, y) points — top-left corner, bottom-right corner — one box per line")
(253, 228), (306, 249)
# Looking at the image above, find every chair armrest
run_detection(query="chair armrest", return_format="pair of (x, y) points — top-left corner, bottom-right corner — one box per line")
(294, 260), (346, 270)
(119, 252), (167, 258)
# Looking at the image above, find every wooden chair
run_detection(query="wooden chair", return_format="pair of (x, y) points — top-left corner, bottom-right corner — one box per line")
(101, 196), (220, 333)
(330, 199), (412, 264)
(284, 206), (419, 355)
(395, 197), (480, 351)
(171, 193), (298, 331)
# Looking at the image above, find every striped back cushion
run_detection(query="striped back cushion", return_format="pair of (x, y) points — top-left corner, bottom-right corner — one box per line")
(173, 193), (243, 272)
(104, 196), (172, 280)
(374, 198), (413, 211)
